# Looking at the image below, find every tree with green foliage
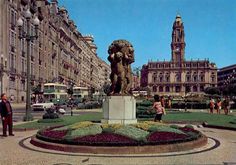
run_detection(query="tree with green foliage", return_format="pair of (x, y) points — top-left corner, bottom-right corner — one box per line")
(204, 87), (221, 95)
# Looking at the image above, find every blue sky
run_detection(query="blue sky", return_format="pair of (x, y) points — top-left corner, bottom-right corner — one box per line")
(58, 0), (236, 69)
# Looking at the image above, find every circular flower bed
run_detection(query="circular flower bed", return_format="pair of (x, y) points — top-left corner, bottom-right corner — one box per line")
(36, 122), (203, 146)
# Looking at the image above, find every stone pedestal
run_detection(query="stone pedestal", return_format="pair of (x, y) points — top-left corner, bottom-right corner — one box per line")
(101, 96), (137, 124)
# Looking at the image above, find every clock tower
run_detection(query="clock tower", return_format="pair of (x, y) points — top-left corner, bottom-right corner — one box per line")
(171, 15), (186, 62)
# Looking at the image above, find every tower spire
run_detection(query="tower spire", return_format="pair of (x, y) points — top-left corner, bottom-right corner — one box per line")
(171, 14), (186, 62)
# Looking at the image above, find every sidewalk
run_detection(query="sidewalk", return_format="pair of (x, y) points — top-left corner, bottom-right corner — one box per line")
(11, 103), (26, 109)
(0, 126), (236, 164)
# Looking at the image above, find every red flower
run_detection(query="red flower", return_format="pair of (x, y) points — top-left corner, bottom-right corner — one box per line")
(148, 132), (188, 142)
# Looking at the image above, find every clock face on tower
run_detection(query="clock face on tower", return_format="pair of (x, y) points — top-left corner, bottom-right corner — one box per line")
(175, 47), (180, 52)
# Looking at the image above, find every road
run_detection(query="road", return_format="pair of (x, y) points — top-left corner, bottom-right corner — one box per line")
(12, 104), (101, 122)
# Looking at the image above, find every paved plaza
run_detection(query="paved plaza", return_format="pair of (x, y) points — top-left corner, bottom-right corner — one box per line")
(0, 124), (236, 165)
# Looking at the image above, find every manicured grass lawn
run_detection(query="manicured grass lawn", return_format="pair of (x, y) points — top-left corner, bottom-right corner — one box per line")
(14, 112), (102, 129)
(14, 111), (236, 129)
(148, 112), (236, 128)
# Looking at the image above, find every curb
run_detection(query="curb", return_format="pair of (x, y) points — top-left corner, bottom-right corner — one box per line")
(30, 135), (208, 154)
(0, 127), (38, 132)
(202, 122), (236, 131)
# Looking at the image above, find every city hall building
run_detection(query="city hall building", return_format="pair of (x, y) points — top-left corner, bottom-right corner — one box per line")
(140, 15), (217, 96)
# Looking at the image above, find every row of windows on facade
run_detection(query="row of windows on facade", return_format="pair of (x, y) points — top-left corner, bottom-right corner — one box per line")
(152, 75), (216, 83)
(8, 6), (107, 87)
(9, 40), (81, 77)
(151, 71), (215, 76)
(148, 62), (209, 68)
(152, 85), (205, 93)
(9, 26), (92, 72)
(9, 17), (81, 73)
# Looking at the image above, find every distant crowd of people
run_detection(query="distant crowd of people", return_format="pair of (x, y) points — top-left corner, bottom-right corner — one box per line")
(209, 96), (231, 115)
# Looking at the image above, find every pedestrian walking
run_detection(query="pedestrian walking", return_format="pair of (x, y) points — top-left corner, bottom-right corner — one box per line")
(216, 98), (222, 114)
(152, 94), (166, 122)
(160, 96), (165, 108)
(209, 98), (215, 114)
(222, 96), (230, 115)
(0, 93), (14, 137)
(167, 96), (172, 109)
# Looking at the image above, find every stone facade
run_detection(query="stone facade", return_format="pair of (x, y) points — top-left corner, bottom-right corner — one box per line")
(0, 0), (110, 102)
(218, 64), (236, 91)
(141, 15), (217, 96)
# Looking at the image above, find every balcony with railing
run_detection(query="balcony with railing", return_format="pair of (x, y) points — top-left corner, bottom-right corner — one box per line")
(10, 23), (16, 30)
(21, 71), (26, 78)
(21, 0), (28, 5)
(10, 45), (16, 53)
(39, 59), (42, 65)
(31, 55), (35, 62)
(22, 51), (25, 57)
(10, 67), (16, 74)
(31, 74), (36, 80)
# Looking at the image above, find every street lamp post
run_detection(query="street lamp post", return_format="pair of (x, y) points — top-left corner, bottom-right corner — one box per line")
(17, 9), (40, 121)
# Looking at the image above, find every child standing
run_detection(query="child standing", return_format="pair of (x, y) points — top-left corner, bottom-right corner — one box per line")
(153, 95), (166, 122)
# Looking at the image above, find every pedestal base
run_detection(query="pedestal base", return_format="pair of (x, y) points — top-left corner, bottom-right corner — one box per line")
(101, 96), (137, 125)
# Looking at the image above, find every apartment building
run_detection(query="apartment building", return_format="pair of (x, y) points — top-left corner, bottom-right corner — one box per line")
(0, 0), (110, 102)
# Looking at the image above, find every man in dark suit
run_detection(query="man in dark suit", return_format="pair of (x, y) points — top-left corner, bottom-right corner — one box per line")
(0, 93), (14, 137)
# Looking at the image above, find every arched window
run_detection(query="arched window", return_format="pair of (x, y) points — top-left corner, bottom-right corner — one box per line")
(193, 86), (198, 92)
(165, 73), (170, 82)
(166, 86), (170, 92)
(153, 86), (157, 92)
(152, 73), (157, 83)
(176, 74), (181, 82)
(193, 76), (197, 82)
(175, 86), (181, 92)
(159, 86), (163, 92)
(200, 86), (204, 92)
(200, 75), (204, 82)
(185, 86), (191, 93)
(160, 76), (163, 82)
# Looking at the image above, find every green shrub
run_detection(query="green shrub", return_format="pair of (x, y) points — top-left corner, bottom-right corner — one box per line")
(148, 125), (185, 135)
(115, 125), (149, 141)
(69, 121), (94, 130)
(140, 100), (153, 106)
(101, 123), (123, 130)
(137, 106), (151, 110)
(102, 127), (115, 133)
(53, 125), (71, 131)
(65, 124), (102, 139)
(184, 124), (194, 129)
(169, 124), (181, 129)
(37, 118), (64, 123)
(185, 131), (200, 139)
(132, 121), (165, 131)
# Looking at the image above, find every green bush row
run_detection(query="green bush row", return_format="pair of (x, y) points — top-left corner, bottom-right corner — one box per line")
(115, 125), (149, 142)
(64, 124), (102, 139)
(37, 118), (64, 123)
(148, 125), (185, 134)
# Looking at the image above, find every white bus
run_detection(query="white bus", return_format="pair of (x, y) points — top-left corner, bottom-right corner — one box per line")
(73, 86), (89, 101)
(43, 83), (68, 104)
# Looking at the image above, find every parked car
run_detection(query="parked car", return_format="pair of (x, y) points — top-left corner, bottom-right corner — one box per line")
(32, 102), (54, 111)
(56, 108), (66, 115)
